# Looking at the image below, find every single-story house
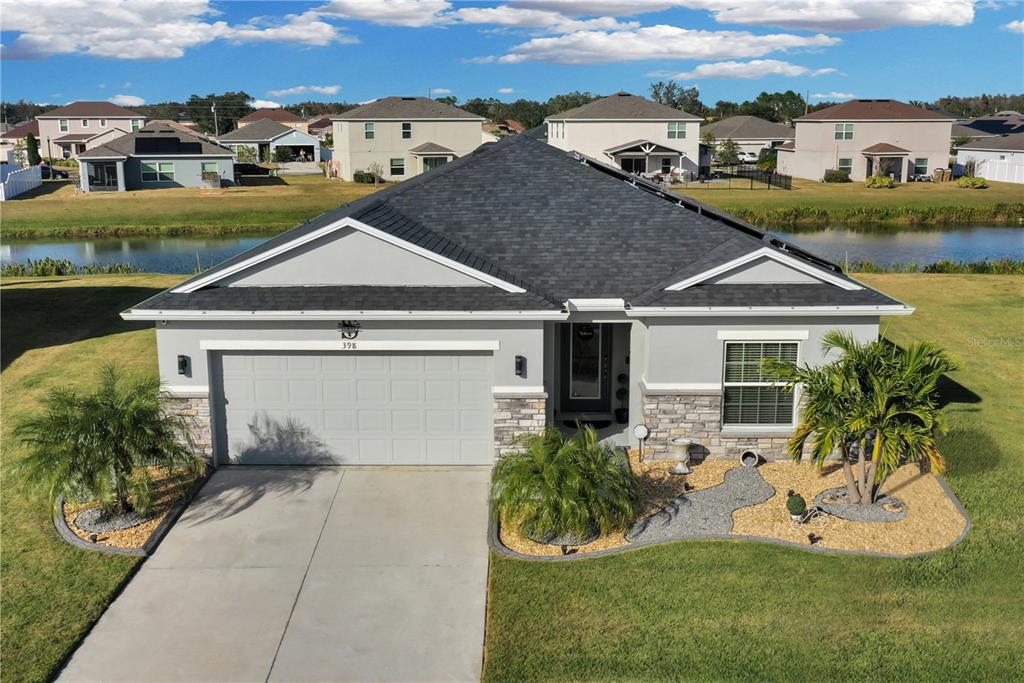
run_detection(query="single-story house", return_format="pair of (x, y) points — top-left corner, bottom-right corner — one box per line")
(77, 123), (235, 192)
(700, 116), (795, 155)
(955, 132), (1024, 184)
(217, 119), (321, 162)
(0, 119), (39, 163)
(952, 111), (1024, 142)
(123, 132), (910, 467)
(237, 108), (308, 133)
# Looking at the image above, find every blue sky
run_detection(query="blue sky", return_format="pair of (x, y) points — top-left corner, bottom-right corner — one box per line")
(2, 1), (1022, 109)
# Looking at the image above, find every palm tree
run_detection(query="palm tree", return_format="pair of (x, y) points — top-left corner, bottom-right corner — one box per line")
(767, 331), (955, 505)
(13, 364), (204, 517)
(491, 426), (642, 543)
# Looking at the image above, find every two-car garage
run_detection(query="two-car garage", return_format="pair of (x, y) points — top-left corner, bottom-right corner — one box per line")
(212, 351), (495, 465)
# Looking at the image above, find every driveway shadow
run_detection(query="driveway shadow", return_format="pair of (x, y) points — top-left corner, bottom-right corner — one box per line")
(182, 466), (338, 526)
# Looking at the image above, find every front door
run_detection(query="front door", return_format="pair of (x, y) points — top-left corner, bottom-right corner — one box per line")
(559, 323), (612, 413)
(423, 156), (448, 171)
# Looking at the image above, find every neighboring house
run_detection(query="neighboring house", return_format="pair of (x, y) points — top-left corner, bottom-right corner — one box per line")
(307, 114), (334, 141)
(331, 97), (485, 181)
(776, 99), (954, 182)
(217, 119), (321, 162)
(483, 119), (525, 138)
(122, 133), (908, 467)
(0, 119), (39, 163)
(955, 133), (1024, 184)
(952, 111), (1024, 141)
(545, 92), (702, 177)
(237, 108), (308, 133)
(700, 116), (794, 155)
(35, 101), (145, 160)
(77, 122), (235, 192)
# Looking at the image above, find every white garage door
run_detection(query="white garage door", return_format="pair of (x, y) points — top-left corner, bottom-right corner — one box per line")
(215, 351), (494, 465)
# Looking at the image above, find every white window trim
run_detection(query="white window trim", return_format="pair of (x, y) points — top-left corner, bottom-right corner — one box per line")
(493, 385), (546, 397)
(667, 122), (686, 139)
(171, 215), (528, 294)
(401, 122), (412, 139)
(717, 330), (809, 341)
(364, 122), (375, 139)
(59, 119), (69, 132)
(721, 339), (801, 429)
(81, 119), (89, 128)
(141, 161), (175, 183)
(100, 119), (107, 128)
(640, 381), (721, 393)
(198, 339), (499, 352)
(664, 247), (863, 291)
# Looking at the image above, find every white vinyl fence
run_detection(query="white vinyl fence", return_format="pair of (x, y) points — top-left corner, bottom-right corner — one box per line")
(0, 165), (42, 200)
(978, 159), (1024, 185)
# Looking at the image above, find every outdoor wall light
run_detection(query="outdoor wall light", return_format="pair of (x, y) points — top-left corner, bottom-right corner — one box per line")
(515, 355), (527, 378)
(177, 355), (190, 376)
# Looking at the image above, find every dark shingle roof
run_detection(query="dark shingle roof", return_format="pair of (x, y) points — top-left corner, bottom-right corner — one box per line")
(38, 101), (143, 118)
(0, 119), (39, 140)
(797, 99), (953, 121)
(547, 92), (701, 121)
(862, 143), (911, 154)
(957, 132), (1024, 152)
(409, 142), (455, 155)
(641, 284), (899, 308)
(217, 119), (306, 143)
(954, 115), (1024, 138)
(238, 108), (305, 124)
(335, 97), (483, 120)
(701, 116), (794, 141)
(132, 134), (901, 313)
(78, 122), (233, 159)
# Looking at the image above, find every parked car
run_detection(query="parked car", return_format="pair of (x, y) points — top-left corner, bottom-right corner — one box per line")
(39, 164), (69, 180)
(736, 151), (759, 164)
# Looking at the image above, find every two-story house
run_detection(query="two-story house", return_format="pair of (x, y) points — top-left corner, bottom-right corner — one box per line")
(36, 101), (146, 160)
(776, 99), (954, 182)
(545, 92), (702, 178)
(331, 97), (485, 181)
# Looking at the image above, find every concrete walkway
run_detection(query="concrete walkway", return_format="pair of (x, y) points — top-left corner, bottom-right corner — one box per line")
(58, 466), (491, 683)
(276, 161), (323, 175)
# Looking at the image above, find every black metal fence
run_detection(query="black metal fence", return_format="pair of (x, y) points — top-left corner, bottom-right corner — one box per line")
(678, 164), (793, 190)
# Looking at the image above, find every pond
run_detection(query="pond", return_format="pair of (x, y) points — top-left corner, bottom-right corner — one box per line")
(1, 225), (1022, 274)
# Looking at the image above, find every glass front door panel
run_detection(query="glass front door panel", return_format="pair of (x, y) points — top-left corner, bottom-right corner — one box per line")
(570, 323), (602, 399)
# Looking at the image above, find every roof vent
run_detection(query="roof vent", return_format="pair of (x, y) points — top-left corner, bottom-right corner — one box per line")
(401, 97), (416, 100)
(616, 91), (631, 96)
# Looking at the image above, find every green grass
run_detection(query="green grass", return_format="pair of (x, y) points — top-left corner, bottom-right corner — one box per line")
(2, 275), (1021, 682)
(0, 176), (385, 238)
(674, 178), (1024, 226)
(484, 274), (1024, 681)
(0, 274), (185, 683)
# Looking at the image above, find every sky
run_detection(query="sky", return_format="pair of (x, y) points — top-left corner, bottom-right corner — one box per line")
(1, 0), (1022, 111)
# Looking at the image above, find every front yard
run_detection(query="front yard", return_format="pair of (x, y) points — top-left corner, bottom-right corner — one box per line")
(1, 274), (1021, 682)
(0, 176), (385, 239)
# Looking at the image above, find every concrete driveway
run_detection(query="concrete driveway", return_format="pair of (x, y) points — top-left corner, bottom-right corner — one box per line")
(58, 466), (491, 683)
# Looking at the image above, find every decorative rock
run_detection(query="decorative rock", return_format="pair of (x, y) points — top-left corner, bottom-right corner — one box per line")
(75, 507), (154, 533)
(814, 488), (908, 522)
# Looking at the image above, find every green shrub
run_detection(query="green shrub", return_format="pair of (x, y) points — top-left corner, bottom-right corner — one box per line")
(865, 175), (895, 189)
(353, 170), (378, 183)
(786, 492), (807, 516)
(491, 426), (643, 543)
(272, 146), (295, 163)
(0, 258), (142, 277)
(822, 169), (851, 183)
(848, 258), (1024, 274)
(756, 148), (777, 172)
(957, 176), (988, 189)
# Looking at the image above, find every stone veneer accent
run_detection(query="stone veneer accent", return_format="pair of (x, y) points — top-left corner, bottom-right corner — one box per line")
(494, 394), (547, 457)
(161, 391), (214, 464)
(642, 391), (792, 461)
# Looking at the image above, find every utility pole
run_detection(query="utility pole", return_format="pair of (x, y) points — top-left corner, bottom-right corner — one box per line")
(212, 101), (219, 137)
(805, 91), (809, 116)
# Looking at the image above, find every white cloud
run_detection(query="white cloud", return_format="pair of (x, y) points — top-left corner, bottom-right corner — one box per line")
(317, 0), (451, 27)
(267, 84), (342, 97)
(249, 99), (283, 109)
(497, 87), (516, 94)
(109, 94), (145, 106)
(507, 1), (974, 31)
(658, 59), (836, 80)
(812, 91), (855, 100)
(1, 0), (353, 60)
(452, 6), (637, 33)
(1003, 20), (1024, 33)
(430, 88), (453, 94)
(494, 25), (840, 64)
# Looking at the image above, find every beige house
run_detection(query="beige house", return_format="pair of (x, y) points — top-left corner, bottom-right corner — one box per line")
(545, 92), (702, 177)
(331, 97), (485, 181)
(36, 101), (145, 160)
(776, 99), (954, 182)
(700, 115), (794, 155)
(237, 108), (308, 133)
(0, 119), (39, 163)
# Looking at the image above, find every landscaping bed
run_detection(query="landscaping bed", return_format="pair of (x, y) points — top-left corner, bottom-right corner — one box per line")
(59, 466), (200, 551)
(496, 454), (969, 558)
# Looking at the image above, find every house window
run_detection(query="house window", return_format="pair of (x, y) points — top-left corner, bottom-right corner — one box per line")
(201, 162), (219, 174)
(722, 342), (798, 426)
(621, 157), (645, 174)
(661, 157), (672, 174)
(141, 162), (175, 182)
(81, 119), (89, 128)
(132, 119), (143, 132)
(59, 119), (69, 132)
(402, 122), (411, 139)
(364, 123), (375, 140)
(390, 158), (405, 175)
(99, 119), (107, 128)
(834, 123), (854, 140)
(667, 122), (686, 139)
(837, 158), (853, 173)
(913, 158), (928, 175)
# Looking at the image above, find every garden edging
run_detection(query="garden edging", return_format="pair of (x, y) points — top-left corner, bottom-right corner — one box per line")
(489, 474), (971, 562)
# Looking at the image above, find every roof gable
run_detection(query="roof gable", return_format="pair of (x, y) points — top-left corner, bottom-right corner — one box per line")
(217, 119), (305, 142)
(797, 99), (954, 122)
(336, 97), (483, 120)
(547, 92), (700, 121)
(238, 108), (305, 124)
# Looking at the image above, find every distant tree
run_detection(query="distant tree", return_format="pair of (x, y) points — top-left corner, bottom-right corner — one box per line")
(649, 80), (706, 116)
(756, 148), (777, 172)
(186, 91), (254, 134)
(741, 90), (806, 123)
(25, 132), (41, 166)
(460, 97), (501, 119)
(501, 99), (547, 129)
(718, 138), (740, 165)
(544, 91), (598, 116)
(434, 95), (458, 106)
(234, 145), (257, 163)
(701, 130), (717, 147)
(712, 100), (740, 119)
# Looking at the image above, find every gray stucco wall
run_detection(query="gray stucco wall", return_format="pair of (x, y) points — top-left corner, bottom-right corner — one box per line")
(124, 156), (233, 190)
(223, 227), (487, 287)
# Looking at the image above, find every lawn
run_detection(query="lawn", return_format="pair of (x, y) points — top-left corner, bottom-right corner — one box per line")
(484, 274), (1024, 681)
(674, 178), (1024, 226)
(2, 275), (1021, 682)
(0, 176), (385, 239)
